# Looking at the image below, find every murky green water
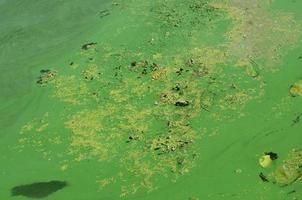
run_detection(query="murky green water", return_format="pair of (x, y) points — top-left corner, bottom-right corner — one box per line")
(1, 0), (302, 199)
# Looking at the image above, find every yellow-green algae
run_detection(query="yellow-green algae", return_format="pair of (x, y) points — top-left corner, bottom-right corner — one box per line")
(290, 80), (302, 97)
(16, 0), (302, 197)
(273, 149), (302, 186)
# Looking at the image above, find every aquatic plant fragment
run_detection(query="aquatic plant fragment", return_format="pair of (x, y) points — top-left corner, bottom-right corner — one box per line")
(273, 149), (302, 186)
(36, 69), (56, 85)
(289, 80), (302, 97)
(259, 155), (272, 168)
(81, 42), (97, 50)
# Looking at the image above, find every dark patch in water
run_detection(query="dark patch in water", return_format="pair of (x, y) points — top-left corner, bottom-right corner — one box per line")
(259, 172), (269, 182)
(175, 100), (190, 107)
(292, 113), (302, 126)
(265, 151), (278, 160)
(11, 180), (67, 198)
(81, 42), (97, 50)
(99, 9), (110, 18)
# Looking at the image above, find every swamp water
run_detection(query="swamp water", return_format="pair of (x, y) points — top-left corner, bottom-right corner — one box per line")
(0, 0), (302, 199)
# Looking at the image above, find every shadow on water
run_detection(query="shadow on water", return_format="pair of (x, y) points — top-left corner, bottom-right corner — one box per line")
(11, 180), (67, 198)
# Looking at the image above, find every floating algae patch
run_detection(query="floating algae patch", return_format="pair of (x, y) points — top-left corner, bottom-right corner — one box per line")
(153, 0), (223, 29)
(272, 149), (302, 186)
(17, 42), (265, 196)
(36, 69), (57, 86)
(212, 0), (301, 67)
(15, 0), (302, 197)
(11, 181), (67, 198)
(290, 80), (302, 97)
(259, 149), (302, 186)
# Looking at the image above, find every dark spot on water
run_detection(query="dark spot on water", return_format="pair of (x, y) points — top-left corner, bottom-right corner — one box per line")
(172, 84), (181, 92)
(39, 69), (51, 74)
(265, 151), (278, 160)
(259, 172), (269, 182)
(81, 42), (97, 50)
(99, 9), (110, 18)
(142, 68), (148, 75)
(37, 70), (56, 85)
(11, 180), (67, 198)
(130, 61), (137, 67)
(287, 190), (296, 195)
(292, 113), (302, 125)
(175, 100), (190, 107)
(176, 68), (184, 75)
(126, 135), (139, 143)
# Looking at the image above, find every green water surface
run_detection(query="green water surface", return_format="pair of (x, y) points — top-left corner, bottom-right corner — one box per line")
(1, 0), (302, 200)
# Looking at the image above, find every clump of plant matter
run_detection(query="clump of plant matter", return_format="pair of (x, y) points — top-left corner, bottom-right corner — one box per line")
(272, 149), (302, 186)
(290, 80), (302, 97)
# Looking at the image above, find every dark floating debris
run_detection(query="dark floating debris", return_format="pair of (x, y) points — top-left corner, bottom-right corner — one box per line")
(151, 135), (190, 154)
(172, 84), (181, 92)
(126, 135), (140, 143)
(99, 9), (110, 18)
(172, 83), (186, 95)
(287, 190), (296, 195)
(36, 69), (56, 85)
(176, 68), (184, 76)
(265, 152), (278, 161)
(175, 100), (190, 107)
(259, 172), (269, 182)
(40, 69), (51, 73)
(128, 60), (159, 76)
(292, 113), (302, 125)
(81, 42), (97, 50)
(11, 180), (67, 198)
(130, 61), (137, 67)
(186, 58), (194, 67)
